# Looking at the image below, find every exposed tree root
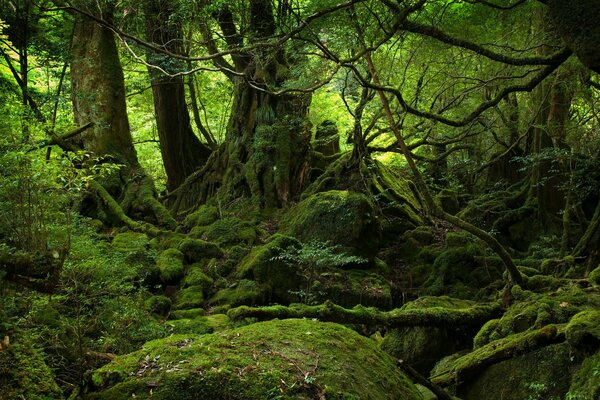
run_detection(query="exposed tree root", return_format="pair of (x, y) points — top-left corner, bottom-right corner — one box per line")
(227, 300), (502, 328)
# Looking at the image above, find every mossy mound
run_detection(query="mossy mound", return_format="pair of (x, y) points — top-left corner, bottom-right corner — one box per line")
(144, 295), (172, 317)
(182, 264), (213, 291)
(589, 264), (600, 285)
(0, 338), (64, 400)
(316, 269), (392, 309)
(207, 279), (268, 312)
(474, 284), (600, 347)
(235, 234), (301, 302)
(457, 342), (583, 400)
(282, 190), (381, 258)
(177, 238), (223, 264)
(173, 286), (205, 310)
(166, 314), (232, 335)
(565, 310), (600, 348)
(566, 349), (600, 400)
(381, 296), (478, 374)
(182, 204), (219, 230)
(156, 248), (185, 284)
(87, 319), (423, 400)
(111, 232), (149, 253)
(191, 217), (257, 247)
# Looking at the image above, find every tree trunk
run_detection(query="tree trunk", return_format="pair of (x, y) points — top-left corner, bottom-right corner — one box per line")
(144, 0), (212, 191)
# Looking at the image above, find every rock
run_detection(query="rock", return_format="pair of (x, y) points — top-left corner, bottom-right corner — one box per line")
(88, 319), (423, 400)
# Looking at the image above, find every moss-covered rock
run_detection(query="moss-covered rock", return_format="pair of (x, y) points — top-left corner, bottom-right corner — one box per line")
(381, 296), (478, 374)
(208, 279), (268, 311)
(191, 217), (257, 247)
(474, 284), (600, 347)
(457, 343), (583, 400)
(182, 264), (214, 291)
(282, 190), (381, 258)
(437, 188), (460, 215)
(88, 319), (423, 400)
(0, 338), (64, 400)
(589, 264), (600, 285)
(567, 349), (600, 400)
(166, 314), (231, 335)
(235, 234), (301, 302)
(173, 286), (204, 310)
(156, 248), (185, 284)
(144, 295), (172, 317)
(317, 270), (392, 309)
(182, 205), (219, 230)
(111, 232), (149, 253)
(565, 310), (600, 348)
(178, 238), (223, 264)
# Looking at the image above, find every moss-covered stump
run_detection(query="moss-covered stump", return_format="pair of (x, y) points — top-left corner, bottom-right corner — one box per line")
(87, 319), (423, 400)
(0, 338), (64, 400)
(456, 343), (584, 400)
(235, 234), (301, 303)
(282, 190), (381, 258)
(381, 297), (482, 374)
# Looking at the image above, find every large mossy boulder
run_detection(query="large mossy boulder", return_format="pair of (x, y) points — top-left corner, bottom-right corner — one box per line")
(156, 248), (185, 284)
(190, 217), (257, 247)
(457, 343), (584, 400)
(88, 319), (423, 400)
(235, 234), (301, 302)
(282, 190), (380, 258)
(380, 296), (479, 374)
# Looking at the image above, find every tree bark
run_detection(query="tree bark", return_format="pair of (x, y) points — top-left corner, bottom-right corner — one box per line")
(144, 0), (212, 191)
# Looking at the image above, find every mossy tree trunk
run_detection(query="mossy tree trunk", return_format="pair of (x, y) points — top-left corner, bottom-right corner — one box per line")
(70, 3), (175, 229)
(171, 0), (311, 211)
(144, 0), (212, 191)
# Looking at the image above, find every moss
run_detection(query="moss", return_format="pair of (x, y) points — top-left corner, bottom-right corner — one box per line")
(169, 308), (205, 320)
(156, 248), (185, 284)
(166, 314), (231, 335)
(457, 342), (583, 400)
(524, 274), (562, 291)
(111, 232), (149, 253)
(444, 231), (475, 247)
(156, 232), (186, 251)
(474, 283), (600, 346)
(567, 349), (600, 400)
(178, 238), (223, 264)
(144, 295), (172, 317)
(173, 286), (205, 310)
(208, 279), (267, 311)
(0, 338), (64, 400)
(235, 234), (301, 302)
(589, 264), (600, 285)
(282, 190), (381, 258)
(192, 217), (257, 247)
(381, 296), (478, 373)
(88, 319), (423, 400)
(182, 264), (214, 291)
(437, 188), (461, 215)
(473, 319), (500, 349)
(565, 310), (600, 348)
(402, 226), (435, 246)
(318, 270), (392, 309)
(182, 205), (220, 229)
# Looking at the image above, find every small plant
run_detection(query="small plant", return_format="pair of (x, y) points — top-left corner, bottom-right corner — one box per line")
(272, 241), (367, 304)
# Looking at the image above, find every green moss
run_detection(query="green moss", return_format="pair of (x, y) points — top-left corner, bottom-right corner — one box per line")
(567, 349), (600, 400)
(157, 232), (186, 251)
(381, 296), (478, 373)
(182, 264), (214, 291)
(318, 270), (392, 309)
(178, 238), (223, 264)
(282, 190), (381, 258)
(235, 234), (301, 302)
(167, 314), (231, 335)
(208, 279), (267, 310)
(589, 265), (600, 285)
(88, 319), (423, 400)
(156, 248), (185, 284)
(192, 217), (257, 247)
(182, 205), (219, 229)
(174, 286), (205, 310)
(473, 319), (500, 349)
(111, 232), (149, 253)
(402, 226), (435, 246)
(437, 188), (460, 215)
(0, 338), (64, 400)
(444, 231), (475, 247)
(144, 295), (172, 317)
(169, 308), (205, 320)
(474, 283), (600, 346)
(565, 310), (600, 348)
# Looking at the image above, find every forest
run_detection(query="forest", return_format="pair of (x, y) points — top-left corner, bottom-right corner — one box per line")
(0, 0), (599, 399)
